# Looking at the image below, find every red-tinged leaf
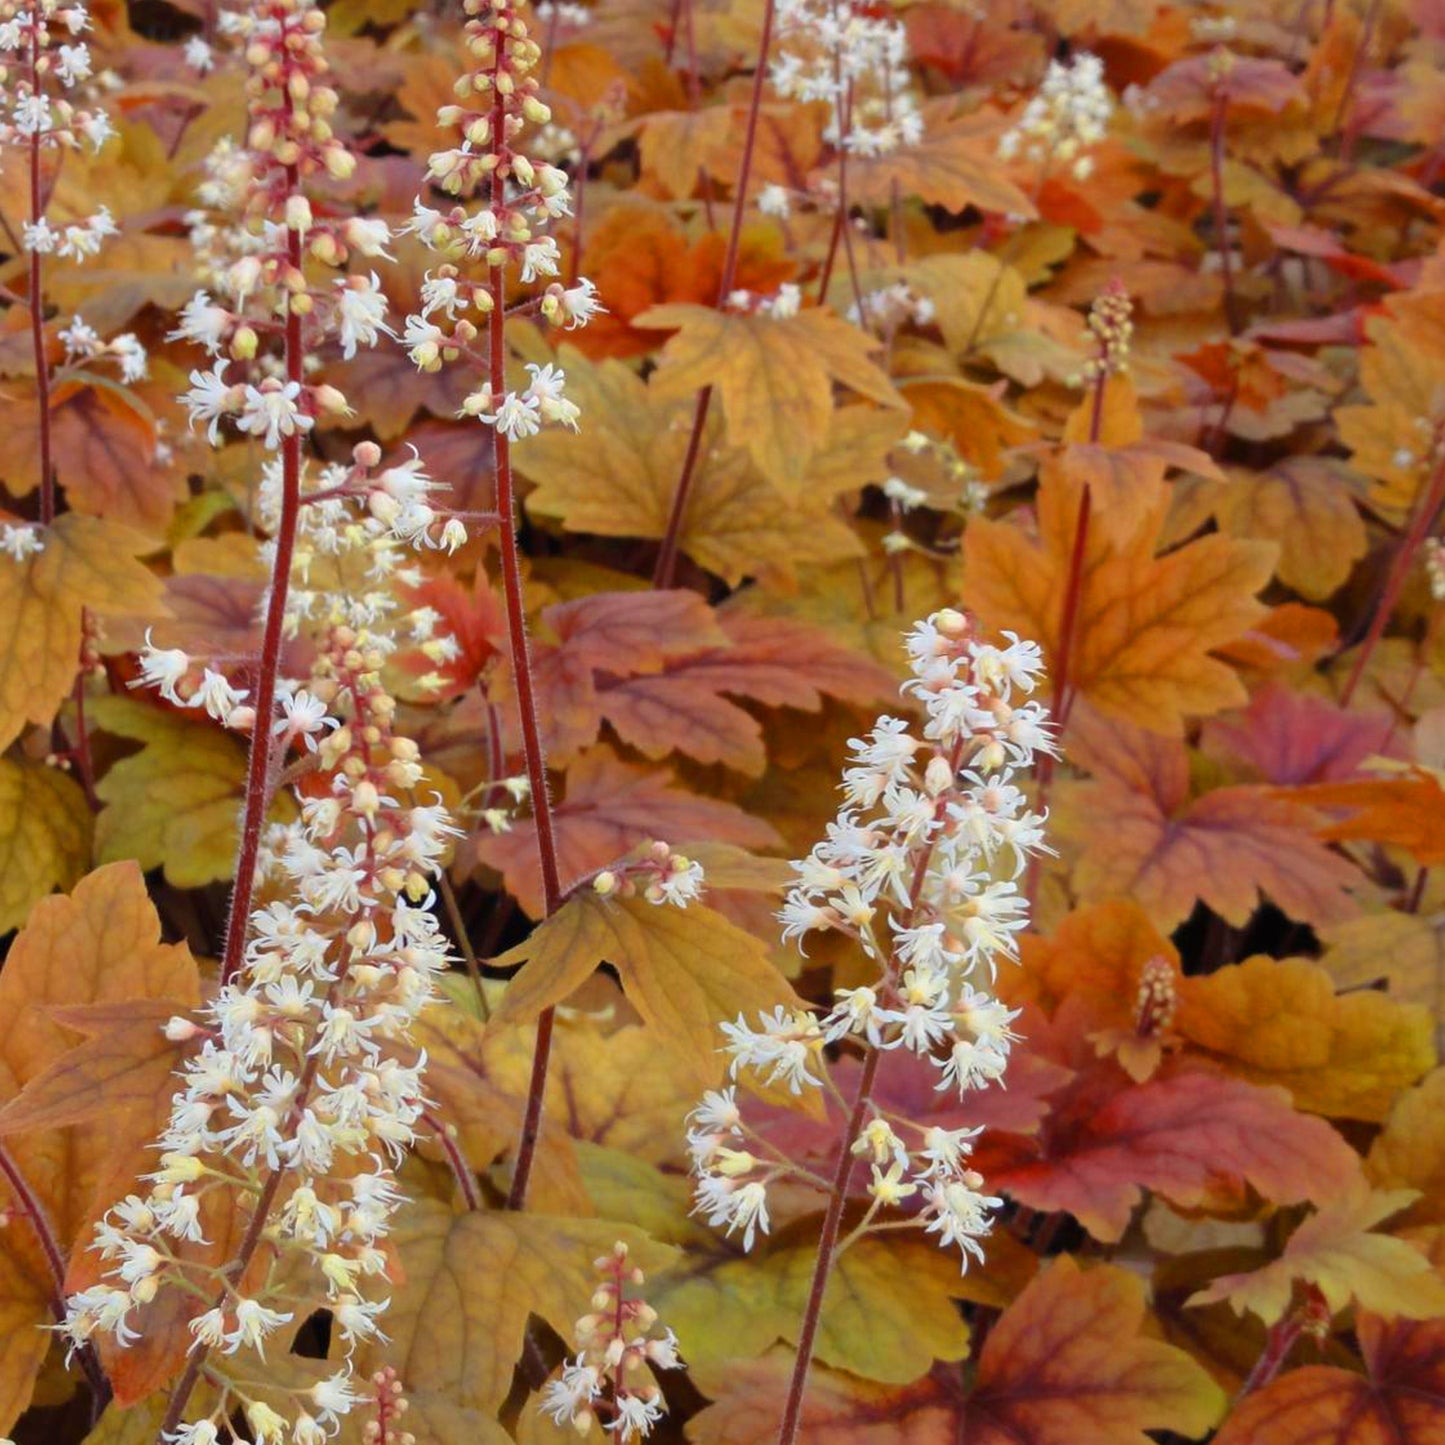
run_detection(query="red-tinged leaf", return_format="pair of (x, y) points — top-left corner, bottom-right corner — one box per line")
(468, 747), (779, 916)
(1145, 54), (1306, 123)
(688, 1258), (1225, 1445)
(598, 670), (769, 774)
(399, 569), (506, 697)
(1060, 712), (1360, 931)
(987, 1065), (1361, 1241)
(1203, 683), (1395, 785)
(51, 384), (183, 537)
(542, 589), (728, 674)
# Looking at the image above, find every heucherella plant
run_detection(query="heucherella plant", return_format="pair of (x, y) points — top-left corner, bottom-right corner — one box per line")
(0, 0), (136, 537)
(397, 0), (610, 1210)
(538, 1241), (684, 1441)
(686, 608), (1055, 1445)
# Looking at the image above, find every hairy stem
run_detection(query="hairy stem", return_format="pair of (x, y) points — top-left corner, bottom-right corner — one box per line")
(490, 40), (566, 1214)
(1237, 1315), (1304, 1399)
(218, 183), (305, 989)
(1209, 88), (1241, 337)
(652, 0), (776, 589)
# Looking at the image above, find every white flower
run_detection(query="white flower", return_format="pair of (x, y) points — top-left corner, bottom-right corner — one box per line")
(132, 632), (191, 704)
(541, 1357), (602, 1427)
(223, 1298), (294, 1357)
(335, 273), (393, 359)
(757, 183), (791, 217)
(171, 291), (232, 354)
(0, 523), (44, 562)
(237, 380), (313, 449)
(22, 218), (57, 253)
(183, 364), (240, 443)
(611, 1394), (666, 1440)
(56, 41), (92, 84)
(276, 689), (335, 750)
(524, 361), (580, 429)
(110, 334), (148, 382)
(183, 35), (213, 71)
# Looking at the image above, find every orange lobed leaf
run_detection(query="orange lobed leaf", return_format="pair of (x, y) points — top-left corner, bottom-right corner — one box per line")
(962, 467), (1276, 734)
(635, 303), (905, 495)
(1286, 770), (1445, 867)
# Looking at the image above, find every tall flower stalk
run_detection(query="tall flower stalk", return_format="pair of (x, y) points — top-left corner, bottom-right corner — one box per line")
(398, 0), (603, 1209)
(684, 609), (1056, 1445)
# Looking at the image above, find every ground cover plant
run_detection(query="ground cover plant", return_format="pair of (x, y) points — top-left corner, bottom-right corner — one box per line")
(0, 0), (1444, 1442)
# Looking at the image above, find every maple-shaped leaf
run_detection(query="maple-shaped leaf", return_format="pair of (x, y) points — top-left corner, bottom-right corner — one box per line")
(0, 513), (165, 751)
(1210, 458), (1368, 602)
(1175, 954), (1434, 1122)
(352, 1199), (675, 1419)
(1189, 1180), (1445, 1324)
(1058, 712), (1359, 931)
(987, 1062), (1361, 1241)
(1287, 770), (1445, 867)
(470, 746), (779, 916)
(0, 864), (198, 1424)
(518, 348), (871, 587)
(51, 382), (186, 537)
(493, 892), (798, 1083)
(87, 696), (251, 889)
(634, 303), (905, 494)
(689, 1257), (1224, 1445)
(543, 588), (727, 673)
(0, 756), (91, 934)
(526, 603), (898, 776)
(1202, 683), (1393, 785)
(962, 467), (1275, 733)
(1212, 1234), (1445, 1444)
(1367, 1069), (1445, 1230)
(848, 103), (1037, 216)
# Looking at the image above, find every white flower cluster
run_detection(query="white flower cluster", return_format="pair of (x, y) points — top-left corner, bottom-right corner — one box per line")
(539, 1242), (683, 1442)
(998, 52), (1114, 183)
(399, 0), (604, 443)
(58, 311), (147, 382)
(0, 0), (112, 151)
(591, 839), (707, 908)
(175, 0), (393, 452)
(770, 0), (922, 157)
(68, 575), (465, 1443)
(687, 609), (1055, 1269)
(0, 520), (44, 560)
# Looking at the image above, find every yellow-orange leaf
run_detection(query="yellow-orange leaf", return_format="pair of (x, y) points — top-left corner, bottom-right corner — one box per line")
(688, 1257), (1224, 1445)
(1366, 1069), (1445, 1230)
(634, 304), (905, 494)
(518, 349), (869, 587)
(493, 893), (797, 1083)
(354, 1200), (675, 1419)
(962, 468), (1276, 733)
(0, 513), (165, 752)
(0, 757), (91, 935)
(1189, 1180), (1445, 1323)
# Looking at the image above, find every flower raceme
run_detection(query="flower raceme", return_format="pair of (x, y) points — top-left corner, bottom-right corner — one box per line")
(688, 610), (1056, 1270)
(539, 1242), (683, 1442)
(398, 0), (603, 440)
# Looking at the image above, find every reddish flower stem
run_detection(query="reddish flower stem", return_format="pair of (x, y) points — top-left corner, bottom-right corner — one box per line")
(28, 27), (53, 526)
(218, 177), (305, 989)
(1340, 448), (1445, 706)
(489, 33), (566, 1215)
(652, 0), (776, 589)
(775, 1049), (881, 1445)
(1209, 88), (1241, 337)
(426, 1109), (481, 1210)
(1237, 1315), (1304, 1399)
